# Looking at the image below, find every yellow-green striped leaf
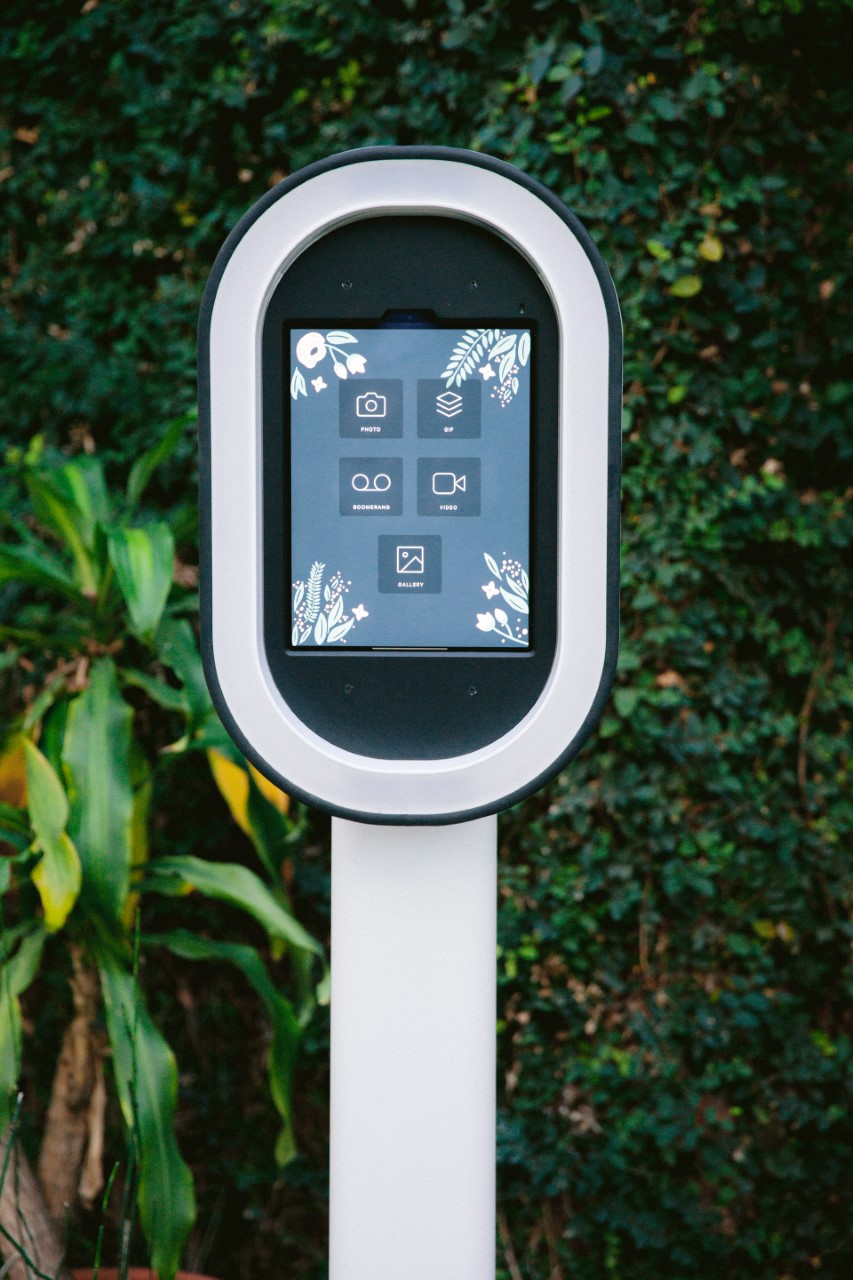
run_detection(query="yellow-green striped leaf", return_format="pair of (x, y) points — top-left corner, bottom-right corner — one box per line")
(63, 658), (134, 920)
(23, 739), (82, 932)
(98, 955), (195, 1280)
(107, 524), (175, 640)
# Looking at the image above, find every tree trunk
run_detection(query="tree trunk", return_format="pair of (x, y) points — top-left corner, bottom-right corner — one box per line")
(0, 1132), (71, 1280)
(37, 947), (105, 1231)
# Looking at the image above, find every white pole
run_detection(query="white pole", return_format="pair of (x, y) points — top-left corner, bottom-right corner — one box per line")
(329, 815), (498, 1280)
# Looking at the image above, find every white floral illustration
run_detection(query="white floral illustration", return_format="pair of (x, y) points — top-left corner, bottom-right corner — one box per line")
(475, 552), (529, 645)
(441, 328), (531, 407)
(290, 330), (368, 400)
(292, 560), (365, 645)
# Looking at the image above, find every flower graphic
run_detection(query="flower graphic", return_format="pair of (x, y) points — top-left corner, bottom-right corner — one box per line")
(290, 330), (368, 400)
(296, 332), (326, 368)
(474, 553), (529, 645)
(291, 562), (362, 645)
(441, 329), (531, 406)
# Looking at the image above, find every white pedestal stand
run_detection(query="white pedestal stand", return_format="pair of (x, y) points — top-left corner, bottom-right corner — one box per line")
(329, 816), (498, 1280)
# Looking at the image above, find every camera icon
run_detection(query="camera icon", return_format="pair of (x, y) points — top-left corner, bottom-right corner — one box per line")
(356, 392), (387, 419)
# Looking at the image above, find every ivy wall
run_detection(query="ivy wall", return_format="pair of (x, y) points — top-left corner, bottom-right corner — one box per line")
(2, 1), (851, 1277)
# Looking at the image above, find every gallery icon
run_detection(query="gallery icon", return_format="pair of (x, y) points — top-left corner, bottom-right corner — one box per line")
(396, 545), (425, 574)
(431, 471), (466, 496)
(379, 535), (442, 593)
(356, 392), (387, 418)
(435, 390), (463, 419)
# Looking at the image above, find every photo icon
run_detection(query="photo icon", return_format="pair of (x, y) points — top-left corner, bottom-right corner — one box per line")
(356, 392), (387, 418)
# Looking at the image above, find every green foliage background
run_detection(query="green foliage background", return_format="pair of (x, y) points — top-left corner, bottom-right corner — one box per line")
(2, 0), (851, 1277)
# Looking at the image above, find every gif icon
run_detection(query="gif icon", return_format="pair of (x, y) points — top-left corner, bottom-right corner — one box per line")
(340, 379), (403, 438)
(417, 379), (481, 438)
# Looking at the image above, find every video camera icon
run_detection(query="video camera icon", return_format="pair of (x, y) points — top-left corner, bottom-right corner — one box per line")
(417, 457), (481, 517)
(431, 471), (466, 496)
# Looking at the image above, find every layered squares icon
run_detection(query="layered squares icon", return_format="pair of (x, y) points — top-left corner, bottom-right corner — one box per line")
(417, 379), (481, 437)
(435, 390), (463, 419)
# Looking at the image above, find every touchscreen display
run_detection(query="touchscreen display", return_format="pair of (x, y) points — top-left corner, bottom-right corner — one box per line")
(288, 324), (532, 650)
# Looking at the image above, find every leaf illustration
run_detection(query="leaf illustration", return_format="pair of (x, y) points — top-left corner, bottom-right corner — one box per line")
(521, 569), (530, 591)
(314, 614), (328, 645)
(291, 626), (300, 645)
(489, 333), (517, 359)
(325, 330), (357, 344)
(293, 582), (305, 610)
(304, 562), (324, 625)
(441, 329), (489, 386)
(505, 575), (527, 600)
(328, 617), (355, 643)
(298, 629), (312, 645)
(484, 553), (501, 578)
(329, 595), (344, 627)
(500, 587), (528, 614)
(511, 376), (519, 395)
(290, 368), (307, 400)
(518, 332), (531, 365)
(499, 348), (516, 384)
(333, 361), (348, 379)
(324, 584), (331, 602)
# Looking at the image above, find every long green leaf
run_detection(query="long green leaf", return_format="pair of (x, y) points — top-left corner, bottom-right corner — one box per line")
(0, 804), (29, 852)
(27, 457), (110, 595)
(122, 669), (189, 715)
(154, 618), (211, 729)
(143, 856), (323, 959)
(127, 415), (189, 507)
(150, 930), (303, 1165)
(107, 524), (175, 639)
(0, 545), (79, 599)
(0, 929), (45, 1131)
(63, 658), (134, 920)
(23, 740), (82, 931)
(244, 773), (291, 883)
(98, 954), (195, 1280)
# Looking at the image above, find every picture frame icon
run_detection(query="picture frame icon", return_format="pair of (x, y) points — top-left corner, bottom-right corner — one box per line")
(396, 545), (425, 574)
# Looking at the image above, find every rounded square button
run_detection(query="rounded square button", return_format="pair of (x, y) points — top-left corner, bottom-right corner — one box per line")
(417, 379), (481, 438)
(340, 380), (403, 437)
(340, 457), (403, 515)
(378, 536), (442, 594)
(417, 457), (481, 516)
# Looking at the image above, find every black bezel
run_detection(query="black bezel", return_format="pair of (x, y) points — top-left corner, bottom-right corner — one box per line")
(261, 216), (557, 760)
(198, 146), (622, 822)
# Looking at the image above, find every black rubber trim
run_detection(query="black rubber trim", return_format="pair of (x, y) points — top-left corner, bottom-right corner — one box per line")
(198, 145), (622, 826)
